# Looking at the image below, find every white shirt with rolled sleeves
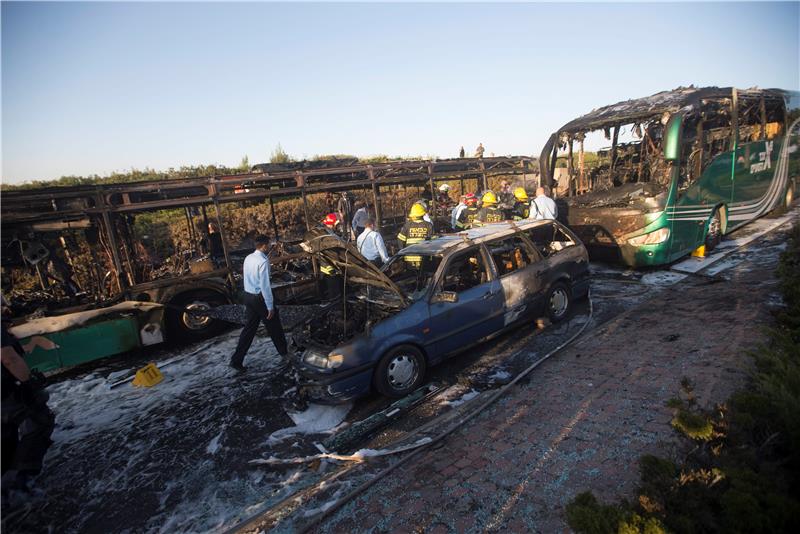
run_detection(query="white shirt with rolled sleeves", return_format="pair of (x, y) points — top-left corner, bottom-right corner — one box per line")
(530, 195), (558, 220)
(351, 207), (369, 231)
(357, 228), (390, 263)
(242, 250), (274, 311)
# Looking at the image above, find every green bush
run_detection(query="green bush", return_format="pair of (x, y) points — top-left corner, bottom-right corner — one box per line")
(566, 492), (625, 534)
(568, 222), (800, 534)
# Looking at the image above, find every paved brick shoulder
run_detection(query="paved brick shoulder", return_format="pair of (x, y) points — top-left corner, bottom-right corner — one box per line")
(317, 238), (785, 534)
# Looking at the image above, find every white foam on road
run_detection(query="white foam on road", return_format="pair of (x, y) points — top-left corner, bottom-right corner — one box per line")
(206, 430), (224, 455)
(267, 403), (352, 443)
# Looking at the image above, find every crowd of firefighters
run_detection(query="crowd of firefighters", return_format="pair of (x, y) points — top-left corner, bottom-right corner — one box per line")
(318, 180), (558, 267)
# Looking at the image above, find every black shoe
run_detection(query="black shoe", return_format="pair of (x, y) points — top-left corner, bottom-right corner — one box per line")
(229, 362), (247, 373)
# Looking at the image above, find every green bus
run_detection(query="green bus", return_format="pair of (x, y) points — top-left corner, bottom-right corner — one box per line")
(539, 87), (799, 267)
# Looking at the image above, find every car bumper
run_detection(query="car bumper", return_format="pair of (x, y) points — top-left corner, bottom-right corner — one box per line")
(292, 356), (374, 404)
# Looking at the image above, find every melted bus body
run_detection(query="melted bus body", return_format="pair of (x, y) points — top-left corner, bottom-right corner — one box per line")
(540, 87), (799, 267)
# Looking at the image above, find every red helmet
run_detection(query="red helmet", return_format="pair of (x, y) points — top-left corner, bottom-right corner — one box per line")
(465, 193), (478, 206)
(322, 213), (338, 228)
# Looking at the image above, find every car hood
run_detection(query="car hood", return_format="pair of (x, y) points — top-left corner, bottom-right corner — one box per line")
(301, 229), (408, 306)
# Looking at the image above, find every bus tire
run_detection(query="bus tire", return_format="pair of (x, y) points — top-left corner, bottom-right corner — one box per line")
(165, 289), (228, 342)
(704, 209), (723, 252)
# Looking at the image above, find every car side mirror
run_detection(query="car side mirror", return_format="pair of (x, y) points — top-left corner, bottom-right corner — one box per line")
(431, 291), (458, 304)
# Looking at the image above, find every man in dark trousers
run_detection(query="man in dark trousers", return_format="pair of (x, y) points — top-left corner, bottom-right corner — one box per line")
(1, 315), (57, 493)
(229, 235), (287, 372)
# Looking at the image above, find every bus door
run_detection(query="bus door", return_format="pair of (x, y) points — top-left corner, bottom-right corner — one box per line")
(670, 150), (733, 257)
(731, 139), (776, 208)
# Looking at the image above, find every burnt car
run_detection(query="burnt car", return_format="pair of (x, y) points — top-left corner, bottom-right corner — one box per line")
(293, 220), (590, 402)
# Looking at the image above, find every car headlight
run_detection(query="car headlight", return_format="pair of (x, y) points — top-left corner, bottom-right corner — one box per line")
(627, 227), (670, 246)
(303, 350), (345, 369)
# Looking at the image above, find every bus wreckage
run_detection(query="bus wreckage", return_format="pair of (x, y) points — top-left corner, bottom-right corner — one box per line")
(1, 156), (536, 372)
(540, 86), (798, 266)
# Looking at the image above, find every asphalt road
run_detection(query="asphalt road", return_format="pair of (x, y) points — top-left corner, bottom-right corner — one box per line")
(2, 209), (795, 533)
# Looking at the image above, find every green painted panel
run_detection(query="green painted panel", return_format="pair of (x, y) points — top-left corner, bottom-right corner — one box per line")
(22, 316), (141, 373)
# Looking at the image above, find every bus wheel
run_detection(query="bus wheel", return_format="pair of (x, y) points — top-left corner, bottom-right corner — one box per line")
(705, 209), (723, 252)
(166, 290), (227, 342)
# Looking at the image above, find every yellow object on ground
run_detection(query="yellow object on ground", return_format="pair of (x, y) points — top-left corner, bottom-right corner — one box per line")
(691, 245), (706, 258)
(132, 363), (164, 387)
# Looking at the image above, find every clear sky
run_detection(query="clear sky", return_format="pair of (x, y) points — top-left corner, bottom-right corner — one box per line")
(2, 1), (798, 183)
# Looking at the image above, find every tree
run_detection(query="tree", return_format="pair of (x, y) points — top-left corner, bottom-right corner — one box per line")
(238, 155), (250, 172)
(270, 143), (292, 164)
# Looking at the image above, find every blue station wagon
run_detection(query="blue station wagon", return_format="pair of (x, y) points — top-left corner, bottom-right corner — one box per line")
(292, 220), (590, 402)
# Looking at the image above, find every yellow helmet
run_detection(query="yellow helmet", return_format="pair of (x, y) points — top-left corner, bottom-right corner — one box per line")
(513, 187), (529, 201)
(409, 203), (427, 219)
(482, 191), (498, 205)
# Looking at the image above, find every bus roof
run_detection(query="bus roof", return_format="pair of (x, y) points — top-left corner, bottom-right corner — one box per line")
(557, 86), (787, 133)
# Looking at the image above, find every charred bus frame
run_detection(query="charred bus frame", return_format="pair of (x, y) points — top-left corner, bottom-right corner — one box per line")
(1, 156), (535, 345)
(539, 86), (797, 266)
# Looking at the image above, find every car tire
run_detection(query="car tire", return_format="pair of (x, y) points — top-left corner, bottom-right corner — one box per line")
(165, 290), (228, 342)
(546, 282), (572, 323)
(704, 208), (723, 252)
(373, 345), (427, 398)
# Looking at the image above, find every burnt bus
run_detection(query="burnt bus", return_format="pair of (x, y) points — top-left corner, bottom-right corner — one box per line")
(540, 87), (798, 267)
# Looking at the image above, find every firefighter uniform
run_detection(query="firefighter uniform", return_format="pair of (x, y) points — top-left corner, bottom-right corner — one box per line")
(511, 187), (530, 220)
(398, 219), (433, 247)
(474, 191), (504, 225)
(457, 206), (480, 230)
(398, 204), (434, 266)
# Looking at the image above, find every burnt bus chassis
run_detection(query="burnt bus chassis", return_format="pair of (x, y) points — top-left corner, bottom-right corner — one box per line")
(1, 156), (535, 340)
(537, 86), (790, 265)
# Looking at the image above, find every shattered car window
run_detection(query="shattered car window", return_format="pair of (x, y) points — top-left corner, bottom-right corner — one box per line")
(525, 224), (575, 257)
(485, 236), (536, 277)
(384, 254), (442, 301)
(439, 249), (489, 292)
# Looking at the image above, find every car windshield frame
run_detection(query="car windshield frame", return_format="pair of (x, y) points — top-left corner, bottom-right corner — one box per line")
(383, 252), (444, 302)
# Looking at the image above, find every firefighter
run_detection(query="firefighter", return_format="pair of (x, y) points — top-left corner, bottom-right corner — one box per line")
(511, 187), (530, 220)
(456, 193), (480, 230)
(475, 191), (505, 225)
(437, 184), (452, 207)
(322, 213), (342, 237)
(397, 203), (434, 249)
(413, 200), (433, 224)
(318, 214), (343, 299)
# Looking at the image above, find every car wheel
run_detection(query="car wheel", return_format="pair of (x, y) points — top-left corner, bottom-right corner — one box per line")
(373, 345), (426, 398)
(546, 282), (572, 323)
(166, 290), (227, 342)
(704, 208), (723, 252)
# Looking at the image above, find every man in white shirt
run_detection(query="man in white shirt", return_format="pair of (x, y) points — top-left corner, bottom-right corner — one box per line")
(229, 235), (287, 372)
(357, 219), (390, 267)
(530, 186), (558, 221)
(351, 201), (370, 237)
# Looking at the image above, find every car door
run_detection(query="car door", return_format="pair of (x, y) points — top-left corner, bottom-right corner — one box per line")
(428, 246), (503, 357)
(485, 234), (545, 326)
